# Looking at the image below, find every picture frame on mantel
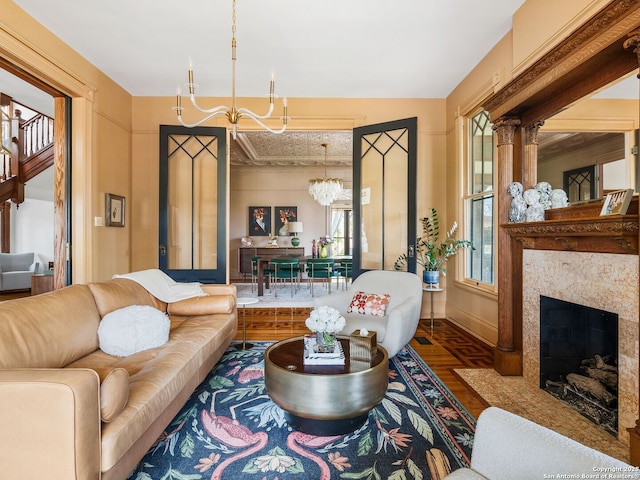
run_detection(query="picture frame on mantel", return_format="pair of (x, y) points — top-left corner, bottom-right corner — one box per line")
(105, 193), (125, 227)
(600, 188), (634, 216)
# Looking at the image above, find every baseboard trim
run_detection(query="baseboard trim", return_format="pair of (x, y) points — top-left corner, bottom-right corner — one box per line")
(445, 304), (497, 347)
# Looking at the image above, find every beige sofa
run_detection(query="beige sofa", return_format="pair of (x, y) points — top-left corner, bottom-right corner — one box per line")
(0, 277), (237, 480)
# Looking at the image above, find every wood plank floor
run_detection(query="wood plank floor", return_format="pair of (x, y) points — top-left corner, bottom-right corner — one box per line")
(236, 307), (494, 418)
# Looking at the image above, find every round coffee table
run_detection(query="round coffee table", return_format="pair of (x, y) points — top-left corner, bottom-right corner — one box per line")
(264, 336), (388, 435)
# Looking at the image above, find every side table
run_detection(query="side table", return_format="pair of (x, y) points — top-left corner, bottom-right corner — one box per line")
(235, 297), (259, 350)
(31, 274), (54, 296)
(423, 286), (444, 335)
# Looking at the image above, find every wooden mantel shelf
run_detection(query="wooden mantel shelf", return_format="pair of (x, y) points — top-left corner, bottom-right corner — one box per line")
(503, 196), (639, 255)
(502, 213), (638, 255)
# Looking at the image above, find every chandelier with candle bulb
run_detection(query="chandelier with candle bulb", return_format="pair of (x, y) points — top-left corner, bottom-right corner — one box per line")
(173, 0), (287, 139)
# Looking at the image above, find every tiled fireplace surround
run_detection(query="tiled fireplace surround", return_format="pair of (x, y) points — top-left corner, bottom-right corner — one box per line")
(522, 249), (639, 445)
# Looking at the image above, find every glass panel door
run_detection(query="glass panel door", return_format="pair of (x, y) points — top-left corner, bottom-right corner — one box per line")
(353, 118), (417, 278)
(159, 125), (227, 283)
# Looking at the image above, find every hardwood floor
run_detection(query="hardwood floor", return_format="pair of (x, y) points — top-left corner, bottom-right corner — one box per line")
(236, 307), (493, 418)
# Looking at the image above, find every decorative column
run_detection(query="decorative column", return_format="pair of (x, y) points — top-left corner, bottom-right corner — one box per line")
(623, 28), (640, 467)
(493, 117), (522, 375)
(523, 121), (544, 190)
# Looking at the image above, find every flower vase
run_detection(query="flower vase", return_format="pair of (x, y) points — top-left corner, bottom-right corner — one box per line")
(319, 245), (328, 258)
(315, 331), (336, 353)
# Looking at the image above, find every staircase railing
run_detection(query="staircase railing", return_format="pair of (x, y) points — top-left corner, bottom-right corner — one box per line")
(19, 110), (54, 158)
(0, 103), (55, 204)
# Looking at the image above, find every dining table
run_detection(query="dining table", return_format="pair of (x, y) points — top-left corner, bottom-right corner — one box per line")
(256, 255), (352, 296)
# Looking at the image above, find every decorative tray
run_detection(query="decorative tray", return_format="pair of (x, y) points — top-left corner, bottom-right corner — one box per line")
(303, 335), (345, 365)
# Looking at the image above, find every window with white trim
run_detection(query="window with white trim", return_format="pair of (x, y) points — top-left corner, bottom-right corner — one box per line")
(466, 110), (494, 284)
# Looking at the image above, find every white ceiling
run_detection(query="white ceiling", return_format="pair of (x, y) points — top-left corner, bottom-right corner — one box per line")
(12, 0), (527, 99)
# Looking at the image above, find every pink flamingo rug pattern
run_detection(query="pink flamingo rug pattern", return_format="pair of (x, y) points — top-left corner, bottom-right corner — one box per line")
(127, 343), (476, 480)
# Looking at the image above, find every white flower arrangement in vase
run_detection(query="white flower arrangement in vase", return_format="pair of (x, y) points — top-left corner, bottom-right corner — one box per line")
(305, 305), (346, 352)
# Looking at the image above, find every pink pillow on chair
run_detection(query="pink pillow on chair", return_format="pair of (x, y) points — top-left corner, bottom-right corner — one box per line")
(347, 291), (391, 317)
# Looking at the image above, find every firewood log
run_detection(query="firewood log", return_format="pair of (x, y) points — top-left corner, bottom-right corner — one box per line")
(567, 373), (616, 406)
(584, 367), (618, 389)
(594, 354), (618, 373)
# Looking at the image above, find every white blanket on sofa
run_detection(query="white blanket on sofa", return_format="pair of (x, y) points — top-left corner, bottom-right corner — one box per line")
(113, 269), (206, 303)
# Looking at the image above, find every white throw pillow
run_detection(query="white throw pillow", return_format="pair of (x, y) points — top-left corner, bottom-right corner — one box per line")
(98, 305), (170, 357)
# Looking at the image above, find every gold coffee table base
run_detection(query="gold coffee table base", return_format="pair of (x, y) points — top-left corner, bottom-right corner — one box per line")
(264, 336), (388, 435)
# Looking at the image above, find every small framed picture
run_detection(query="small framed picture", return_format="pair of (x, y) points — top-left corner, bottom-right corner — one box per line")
(600, 188), (634, 216)
(106, 193), (126, 227)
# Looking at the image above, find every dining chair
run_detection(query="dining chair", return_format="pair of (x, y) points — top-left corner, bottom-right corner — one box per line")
(269, 256), (300, 298)
(250, 256), (261, 293)
(305, 258), (334, 297)
(335, 259), (352, 290)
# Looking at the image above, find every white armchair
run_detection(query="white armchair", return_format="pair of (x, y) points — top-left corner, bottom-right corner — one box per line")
(444, 407), (635, 480)
(313, 270), (423, 357)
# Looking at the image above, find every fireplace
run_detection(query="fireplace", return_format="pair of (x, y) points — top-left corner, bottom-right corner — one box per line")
(539, 295), (618, 435)
(521, 249), (638, 445)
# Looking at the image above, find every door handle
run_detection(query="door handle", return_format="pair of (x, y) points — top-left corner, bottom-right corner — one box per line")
(159, 244), (167, 256)
(408, 245), (415, 257)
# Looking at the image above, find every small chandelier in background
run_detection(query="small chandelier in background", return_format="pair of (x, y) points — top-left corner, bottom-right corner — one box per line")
(308, 143), (343, 206)
(173, 0), (287, 139)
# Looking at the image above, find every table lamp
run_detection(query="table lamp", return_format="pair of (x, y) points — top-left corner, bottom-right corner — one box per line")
(287, 222), (303, 246)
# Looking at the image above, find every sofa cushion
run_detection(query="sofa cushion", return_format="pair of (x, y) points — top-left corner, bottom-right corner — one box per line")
(89, 278), (167, 317)
(342, 313), (388, 341)
(0, 284), (100, 368)
(347, 291), (391, 317)
(91, 367), (130, 423)
(2, 271), (34, 291)
(98, 305), (170, 357)
(168, 293), (235, 316)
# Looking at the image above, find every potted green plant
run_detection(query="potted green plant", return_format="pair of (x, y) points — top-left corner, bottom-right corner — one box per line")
(394, 208), (474, 285)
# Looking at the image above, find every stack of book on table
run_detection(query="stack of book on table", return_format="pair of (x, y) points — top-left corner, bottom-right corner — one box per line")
(303, 334), (345, 365)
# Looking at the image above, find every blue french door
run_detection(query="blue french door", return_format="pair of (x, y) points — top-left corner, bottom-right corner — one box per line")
(159, 125), (227, 283)
(353, 117), (417, 279)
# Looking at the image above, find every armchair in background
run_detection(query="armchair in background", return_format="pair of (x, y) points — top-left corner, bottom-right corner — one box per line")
(0, 252), (37, 292)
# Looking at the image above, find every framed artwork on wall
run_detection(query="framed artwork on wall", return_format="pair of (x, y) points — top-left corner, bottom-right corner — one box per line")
(249, 206), (271, 236)
(106, 193), (125, 227)
(275, 206), (297, 236)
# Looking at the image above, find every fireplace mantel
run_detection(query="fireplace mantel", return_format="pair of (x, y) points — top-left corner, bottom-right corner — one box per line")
(503, 214), (638, 255)
(504, 197), (638, 254)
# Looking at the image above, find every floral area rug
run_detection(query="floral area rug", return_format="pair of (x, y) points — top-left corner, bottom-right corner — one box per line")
(127, 343), (475, 480)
